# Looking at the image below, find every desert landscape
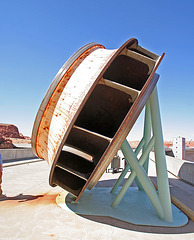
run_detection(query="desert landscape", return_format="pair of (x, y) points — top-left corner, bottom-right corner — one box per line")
(0, 123), (193, 149)
(0, 124), (31, 149)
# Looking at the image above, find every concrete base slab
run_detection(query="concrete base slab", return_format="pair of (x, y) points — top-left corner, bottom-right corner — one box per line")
(56, 187), (188, 227)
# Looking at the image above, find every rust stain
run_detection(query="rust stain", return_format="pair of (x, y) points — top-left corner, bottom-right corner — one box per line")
(36, 44), (105, 161)
(0, 192), (58, 208)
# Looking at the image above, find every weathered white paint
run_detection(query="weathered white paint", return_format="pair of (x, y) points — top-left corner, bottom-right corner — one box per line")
(36, 47), (117, 165)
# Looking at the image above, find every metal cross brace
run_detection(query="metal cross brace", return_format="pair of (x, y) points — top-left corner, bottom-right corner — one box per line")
(111, 85), (173, 222)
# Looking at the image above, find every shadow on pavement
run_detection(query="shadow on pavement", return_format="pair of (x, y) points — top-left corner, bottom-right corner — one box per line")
(0, 193), (44, 202)
(79, 214), (194, 234)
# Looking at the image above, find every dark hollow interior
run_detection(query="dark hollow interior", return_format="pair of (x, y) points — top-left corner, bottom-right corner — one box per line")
(54, 167), (86, 196)
(58, 150), (95, 174)
(65, 127), (110, 165)
(103, 55), (149, 91)
(75, 84), (133, 138)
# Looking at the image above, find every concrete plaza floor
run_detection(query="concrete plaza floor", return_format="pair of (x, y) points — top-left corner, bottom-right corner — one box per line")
(0, 159), (194, 240)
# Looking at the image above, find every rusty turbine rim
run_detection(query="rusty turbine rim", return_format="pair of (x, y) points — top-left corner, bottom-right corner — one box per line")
(31, 42), (104, 157)
(48, 38), (139, 187)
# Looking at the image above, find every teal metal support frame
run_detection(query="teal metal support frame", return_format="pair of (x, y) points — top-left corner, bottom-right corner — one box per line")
(111, 84), (173, 222)
(142, 102), (152, 173)
(134, 102), (152, 190)
(149, 86), (172, 222)
(111, 137), (145, 194)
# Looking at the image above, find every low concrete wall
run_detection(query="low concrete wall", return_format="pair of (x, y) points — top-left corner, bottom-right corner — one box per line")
(0, 148), (37, 161)
(150, 152), (194, 185)
(185, 149), (194, 162)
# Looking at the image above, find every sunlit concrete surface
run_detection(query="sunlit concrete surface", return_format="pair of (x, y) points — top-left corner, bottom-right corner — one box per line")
(0, 147), (36, 161)
(0, 159), (194, 240)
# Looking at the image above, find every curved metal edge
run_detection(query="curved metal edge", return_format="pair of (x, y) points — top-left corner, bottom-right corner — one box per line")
(48, 38), (138, 187)
(31, 42), (104, 157)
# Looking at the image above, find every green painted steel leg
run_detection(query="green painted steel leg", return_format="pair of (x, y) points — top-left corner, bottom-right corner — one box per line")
(112, 139), (164, 219)
(110, 164), (131, 194)
(111, 138), (145, 194)
(149, 86), (173, 222)
(134, 137), (145, 156)
(135, 102), (152, 190)
(142, 102), (152, 173)
(112, 137), (155, 207)
(134, 137), (145, 193)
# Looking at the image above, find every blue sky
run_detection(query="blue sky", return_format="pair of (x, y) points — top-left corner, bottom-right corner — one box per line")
(0, 0), (193, 141)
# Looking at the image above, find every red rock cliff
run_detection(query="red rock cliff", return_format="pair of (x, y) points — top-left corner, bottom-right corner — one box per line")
(0, 123), (24, 139)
